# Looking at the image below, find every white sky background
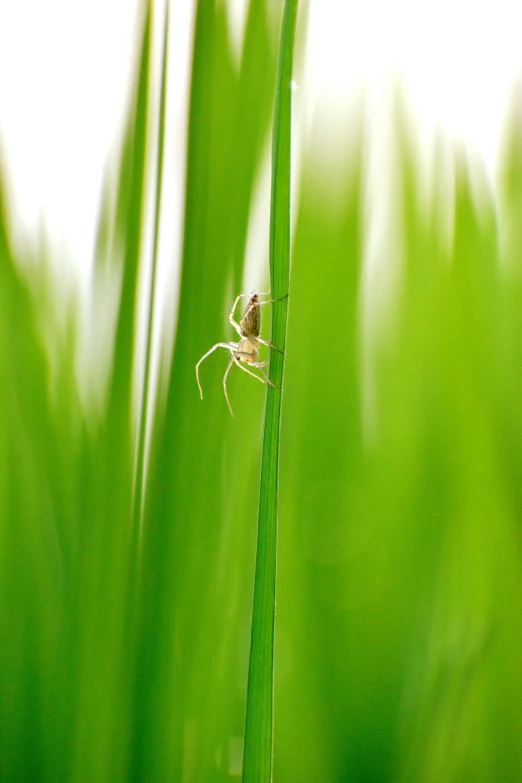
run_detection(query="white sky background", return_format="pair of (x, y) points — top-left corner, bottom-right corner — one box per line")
(0, 0), (521, 281)
(304, 0), (522, 166)
(0, 0), (139, 274)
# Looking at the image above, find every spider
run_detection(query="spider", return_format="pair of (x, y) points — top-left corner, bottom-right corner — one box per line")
(195, 291), (286, 416)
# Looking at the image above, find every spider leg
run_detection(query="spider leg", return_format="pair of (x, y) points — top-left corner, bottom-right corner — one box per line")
(233, 355), (267, 385)
(234, 354), (279, 390)
(246, 358), (281, 390)
(256, 364), (280, 390)
(222, 354), (236, 416)
(223, 350), (269, 416)
(255, 336), (284, 353)
(233, 291), (288, 307)
(234, 291), (271, 299)
(228, 293), (244, 338)
(196, 342), (237, 399)
(255, 292), (289, 306)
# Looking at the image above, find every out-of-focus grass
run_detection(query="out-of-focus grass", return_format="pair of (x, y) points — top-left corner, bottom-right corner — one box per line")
(2, 1), (522, 782)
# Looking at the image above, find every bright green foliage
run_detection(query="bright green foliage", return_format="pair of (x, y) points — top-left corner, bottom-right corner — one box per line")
(243, 2), (297, 781)
(2, 1), (522, 782)
(131, 1), (279, 781)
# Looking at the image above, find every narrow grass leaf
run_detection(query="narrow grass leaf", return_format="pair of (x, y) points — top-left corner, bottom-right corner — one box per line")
(131, 2), (277, 778)
(132, 0), (169, 562)
(243, 1), (298, 781)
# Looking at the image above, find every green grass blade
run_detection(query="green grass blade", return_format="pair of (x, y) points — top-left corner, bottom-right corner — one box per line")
(66, 9), (153, 780)
(129, 3), (278, 778)
(242, 1), (298, 781)
(132, 0), (169, 557)
(108, 2), (151, 421)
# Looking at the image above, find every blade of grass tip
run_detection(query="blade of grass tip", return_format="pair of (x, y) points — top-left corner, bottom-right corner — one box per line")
(242, 1), (298, 781)
(108, 2), (151, 419)
(132, 0), (169, 563)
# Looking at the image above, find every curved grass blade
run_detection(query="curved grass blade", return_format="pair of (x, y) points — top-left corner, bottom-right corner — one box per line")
(242, 1), (298, 781)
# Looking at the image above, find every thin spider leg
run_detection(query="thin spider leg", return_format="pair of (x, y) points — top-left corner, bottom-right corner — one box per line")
(233, 356), (267, 385)
(222, 354), (236, 416)
(256, 364), (280, 390)
(255, 336), (284, 353)
(228, 293), (245, 338)
(233, 355), (279, 390)
(254, 293), (289, 306)
(245, 357), (280, 389)
(234, 291), (271, 299)
(240, 291), (288, 305)
(196, 341), (237, 399)
(232, 291), (287, 306)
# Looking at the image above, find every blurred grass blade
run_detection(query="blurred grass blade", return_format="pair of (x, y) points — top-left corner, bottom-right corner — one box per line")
(242, 1), (298, 781)
(67, 9), (153, 781)
(132, 0), (169, 556)
(130, 2), (279, 779)
(0, 163), (63, 781)
(108, 2), (151, 420)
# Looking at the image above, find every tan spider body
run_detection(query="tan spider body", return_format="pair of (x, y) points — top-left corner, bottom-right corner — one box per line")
(196, 292), (284, 416)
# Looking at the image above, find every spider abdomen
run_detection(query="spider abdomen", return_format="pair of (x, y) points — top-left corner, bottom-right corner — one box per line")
(239, 294), (260, 339)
